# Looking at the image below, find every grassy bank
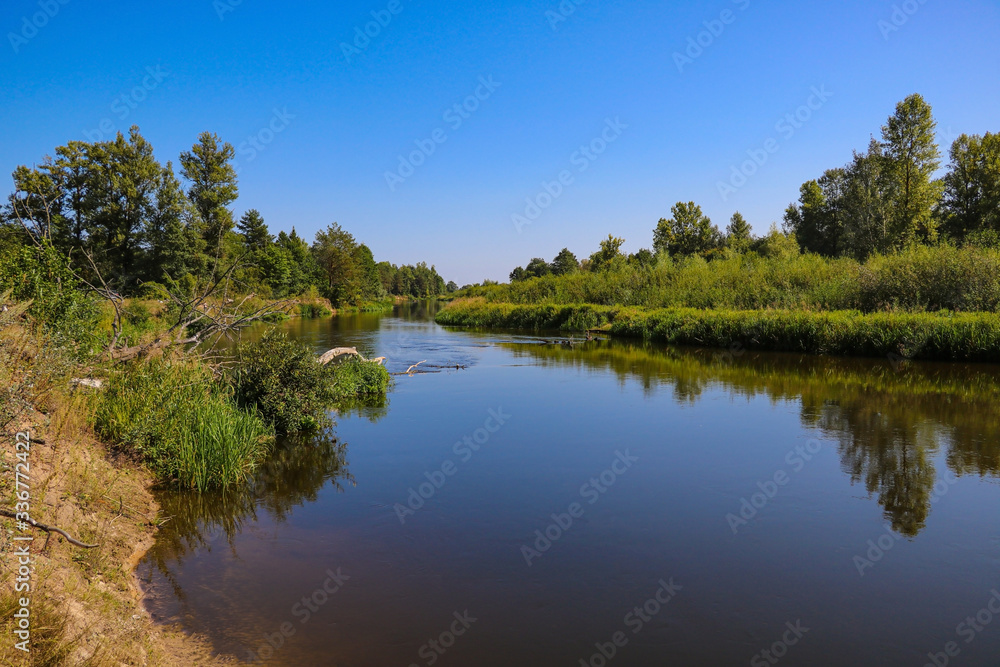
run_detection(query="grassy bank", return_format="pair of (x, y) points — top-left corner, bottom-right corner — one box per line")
(437, 298), (1000, 362)
(462, 244), (1000, 313)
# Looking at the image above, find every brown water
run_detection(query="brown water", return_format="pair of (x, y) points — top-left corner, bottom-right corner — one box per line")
(138, 303), (1000, 666)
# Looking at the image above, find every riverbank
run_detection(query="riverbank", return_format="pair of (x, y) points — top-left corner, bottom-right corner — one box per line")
(436, 298), (1000, 362)
(0, 409), (228, 666)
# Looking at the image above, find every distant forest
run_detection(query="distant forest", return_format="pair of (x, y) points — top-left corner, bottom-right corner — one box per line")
(1, 129), (452, 306)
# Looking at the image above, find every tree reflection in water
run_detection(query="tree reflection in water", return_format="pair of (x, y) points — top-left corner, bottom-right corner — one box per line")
(504, 339), (1000, 537)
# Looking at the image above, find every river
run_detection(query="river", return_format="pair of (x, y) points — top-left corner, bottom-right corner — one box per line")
(137, 302), (1000, 666)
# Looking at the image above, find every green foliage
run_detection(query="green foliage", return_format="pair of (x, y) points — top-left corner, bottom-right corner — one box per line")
(725, 212), (754, 251)
(0, 241), (104, 356)
(237, 209), (272, 250)
(299, 302), (333, 318)
(590, 234), (626, 270)
(654, 202), (722, 257)
(464, 244), (1000, 314)
(93, 358), (273, 491)
(439, 299), (1000, 362)
(328, 358), (391, 402)
(227, 330), (338, 433)
(180, 132), (239, 260)
(941, 132), (1000, 241)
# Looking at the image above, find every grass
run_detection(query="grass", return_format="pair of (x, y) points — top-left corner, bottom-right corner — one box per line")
(437, 298), (1000, 362)
(459, 244), (1000, 313)
(93, 358), (274, 491)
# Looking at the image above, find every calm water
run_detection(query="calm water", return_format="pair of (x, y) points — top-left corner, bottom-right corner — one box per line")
(138, 304), (1000, 666)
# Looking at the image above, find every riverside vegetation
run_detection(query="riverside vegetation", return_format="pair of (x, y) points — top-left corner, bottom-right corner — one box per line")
(0, 127), (424, 663)
(440, 95), (1000, 361)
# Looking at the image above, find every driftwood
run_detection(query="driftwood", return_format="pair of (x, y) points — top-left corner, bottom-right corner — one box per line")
(405, 360), (427, 374)
(0, 508), (99, 548)
(318, 348), (386, 366)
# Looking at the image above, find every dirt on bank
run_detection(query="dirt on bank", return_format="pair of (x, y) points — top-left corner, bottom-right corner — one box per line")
(0, 404), (232, 666)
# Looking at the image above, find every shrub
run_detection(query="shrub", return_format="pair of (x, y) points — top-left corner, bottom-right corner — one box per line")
(227, 330), (339, 433)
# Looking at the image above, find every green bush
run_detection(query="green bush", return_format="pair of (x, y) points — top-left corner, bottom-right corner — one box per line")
(329, 358), (391, 401)
(93, 358), (273, 491)
(227, 330), (340, 432)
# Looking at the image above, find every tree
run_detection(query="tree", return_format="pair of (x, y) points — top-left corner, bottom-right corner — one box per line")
(509, 266), (526, 282)
(550, 248), (578, 275)
(524, 257), (551, 279)
(85, 127), (161, 286)
(180, 132), (238, 261)
(589, 235), (625, 270)
(446, 281), (458, 292)
(941, 132), (1000, 240)
(725, 212), (753, 252)
(146, 162), (206, 284)
(352, 243), (384, 301)
(278, 228), (318, 295)
(839, 139), (895, 258)
(312, 223), (359, 305)
(653, 202), (721, 257)
(237, 209), (272, 251)
(880, 93), (942, 244)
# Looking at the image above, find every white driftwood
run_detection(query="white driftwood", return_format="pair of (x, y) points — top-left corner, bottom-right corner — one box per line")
(318, 347), (362, 364)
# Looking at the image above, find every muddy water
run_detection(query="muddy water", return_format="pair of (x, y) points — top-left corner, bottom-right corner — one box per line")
(138, 303), (1000, 666)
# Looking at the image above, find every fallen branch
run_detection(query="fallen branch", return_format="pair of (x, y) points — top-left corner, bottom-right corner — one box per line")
(405, 360), (427, 374)
(0, 509), (99, 548)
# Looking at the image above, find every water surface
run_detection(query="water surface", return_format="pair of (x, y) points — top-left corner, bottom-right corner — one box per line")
(139, 304), (1000, 666)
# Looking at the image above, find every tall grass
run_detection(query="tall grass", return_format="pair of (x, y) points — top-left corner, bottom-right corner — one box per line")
(437, 299), (1000, 362)
(460, 244), (1000, 313)
(93, 358), (273, 491)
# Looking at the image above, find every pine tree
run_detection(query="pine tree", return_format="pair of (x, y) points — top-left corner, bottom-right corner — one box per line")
(180, 132), (238, 261)
(237, 209), (272, 251)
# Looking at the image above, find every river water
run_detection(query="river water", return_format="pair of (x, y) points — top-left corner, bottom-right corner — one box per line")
(137, 303), (1000, 666)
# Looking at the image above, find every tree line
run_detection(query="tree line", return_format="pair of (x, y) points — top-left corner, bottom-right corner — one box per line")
(509, 94), (998, 280)
(1, 127), (450, 305)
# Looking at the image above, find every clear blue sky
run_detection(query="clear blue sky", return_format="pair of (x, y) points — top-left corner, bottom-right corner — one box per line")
(2, 0), (998, 285)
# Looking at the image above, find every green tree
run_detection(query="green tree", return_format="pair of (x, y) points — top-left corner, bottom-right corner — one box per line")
(524, 257), (551, 279)
(353, 243), (384, 301)
(653, 202), (721, 257)
(86, 127), (161, 285)
(589, 235), (625, 270)
(277, 228), (318, 295)
(880, 93), (942, 244)
(550, 248), (578, 275)
(146, 162), (206, 284)
(237, 209), (272, 251)
(725, 211), (753, 252)
(839, 139), (894, 258)
(312, 223), (359, 305)
(941, 132), (1000, 240)
(180, 132), (238, 261)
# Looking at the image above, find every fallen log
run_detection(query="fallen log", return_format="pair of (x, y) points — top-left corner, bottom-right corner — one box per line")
(318, 347), (361, 364)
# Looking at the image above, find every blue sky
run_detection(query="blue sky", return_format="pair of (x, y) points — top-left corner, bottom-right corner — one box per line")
(2, 0), (999, 285)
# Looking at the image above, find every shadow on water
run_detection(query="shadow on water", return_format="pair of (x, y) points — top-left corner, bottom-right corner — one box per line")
(501, 338), (1000, 536)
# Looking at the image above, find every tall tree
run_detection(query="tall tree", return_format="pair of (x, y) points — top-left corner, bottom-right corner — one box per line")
(653, 202), (720, 257)
(312, 222), (359, 305)
(880, 94), (942, 244)
(941, 132), (1000, 240)
(725, 211), (753, 251)
(550, 248), (578, 275)
(237, 209), (272, 251)
(180, 132), (238, 262)
(146, 162), (206, 284)
(589, 235), (625, 270)
(839, 139), (894, 258)
(86, 127), (161, 285)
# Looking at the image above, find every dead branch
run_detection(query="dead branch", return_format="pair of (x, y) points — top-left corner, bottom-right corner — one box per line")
(0, 508), (99, 548)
